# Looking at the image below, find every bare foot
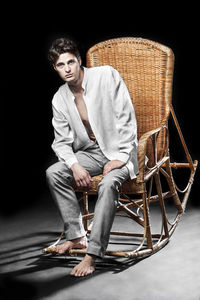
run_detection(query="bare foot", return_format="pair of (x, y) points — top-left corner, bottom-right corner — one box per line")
(70, 254), (96, 277)
(55, 236), (87, 255)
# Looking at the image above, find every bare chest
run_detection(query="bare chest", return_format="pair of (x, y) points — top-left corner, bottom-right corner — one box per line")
(74, 93), (88, 122)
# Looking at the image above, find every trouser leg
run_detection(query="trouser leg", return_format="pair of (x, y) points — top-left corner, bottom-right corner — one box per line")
(46, 145), (107, 241)
(87, 166), (129, 258)
(46, 161), (86, 240)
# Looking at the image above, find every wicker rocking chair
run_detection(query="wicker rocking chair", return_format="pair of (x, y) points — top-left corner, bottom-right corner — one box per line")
(43, 37), (198, 259)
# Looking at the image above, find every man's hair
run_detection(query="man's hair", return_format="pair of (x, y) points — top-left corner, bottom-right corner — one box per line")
(48, 37), (80, 65)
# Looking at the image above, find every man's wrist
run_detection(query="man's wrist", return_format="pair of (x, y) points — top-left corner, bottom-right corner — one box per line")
(71, 162), (80, 170)
(65, 157), (78, 169)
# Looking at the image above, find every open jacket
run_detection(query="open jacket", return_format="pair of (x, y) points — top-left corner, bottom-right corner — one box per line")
(51, 65), (138, 179)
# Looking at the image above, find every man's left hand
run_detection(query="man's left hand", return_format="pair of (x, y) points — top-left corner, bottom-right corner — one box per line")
(103, 160), (125, 176)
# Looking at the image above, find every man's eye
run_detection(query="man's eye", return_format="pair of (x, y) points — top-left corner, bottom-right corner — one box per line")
(57, 64), (64, 68)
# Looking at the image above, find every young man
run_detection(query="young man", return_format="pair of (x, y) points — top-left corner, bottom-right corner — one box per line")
(46, 37), (138, 277)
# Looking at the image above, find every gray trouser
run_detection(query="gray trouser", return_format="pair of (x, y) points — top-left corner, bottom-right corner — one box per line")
(46, 144), (129, 258)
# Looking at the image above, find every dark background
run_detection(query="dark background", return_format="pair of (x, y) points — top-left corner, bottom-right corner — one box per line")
(2, 5), (199, 216)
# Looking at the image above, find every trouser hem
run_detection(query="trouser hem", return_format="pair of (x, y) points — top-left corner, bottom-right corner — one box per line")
(65, 228), (86, 241)
(86, 243), (105, 258)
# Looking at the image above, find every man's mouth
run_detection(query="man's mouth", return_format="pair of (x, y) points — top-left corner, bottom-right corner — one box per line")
(65, 74), (73, 78)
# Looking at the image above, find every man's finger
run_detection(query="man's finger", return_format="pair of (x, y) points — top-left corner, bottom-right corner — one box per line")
(76, 180), (81, 187)
(81, 179), (88, 187)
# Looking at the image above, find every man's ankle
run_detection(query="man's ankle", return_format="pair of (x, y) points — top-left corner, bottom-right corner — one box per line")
(85, 253), (96, 263)
(70, 236), (85, 243)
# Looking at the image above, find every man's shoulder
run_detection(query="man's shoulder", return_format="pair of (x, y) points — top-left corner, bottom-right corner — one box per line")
(87, 65), (115, 76)
(52, 83), (66, 105)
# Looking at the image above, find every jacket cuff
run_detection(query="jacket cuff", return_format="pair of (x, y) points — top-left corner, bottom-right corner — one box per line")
(65, 157), (79, 169)
(114, 152), (130, 163)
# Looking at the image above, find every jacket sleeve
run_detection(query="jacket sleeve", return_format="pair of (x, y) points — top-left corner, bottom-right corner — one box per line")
(51, 96), (78, 168)
(109, 66), (138, 163)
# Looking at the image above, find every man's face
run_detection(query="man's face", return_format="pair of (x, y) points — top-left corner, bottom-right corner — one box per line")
(54, 52), (82, 85)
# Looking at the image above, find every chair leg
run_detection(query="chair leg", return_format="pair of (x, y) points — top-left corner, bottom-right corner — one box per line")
(164, 158), (183, 214)
(82, 192), (89, 231)
(142, 191), (153, 249)
(154, 172), (169, 238)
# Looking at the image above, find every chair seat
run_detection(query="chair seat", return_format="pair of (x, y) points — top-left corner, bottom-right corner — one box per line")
(72, 174), (145, 194)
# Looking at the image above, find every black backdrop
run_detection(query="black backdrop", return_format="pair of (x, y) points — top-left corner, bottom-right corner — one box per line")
(2, 5), (199, 215)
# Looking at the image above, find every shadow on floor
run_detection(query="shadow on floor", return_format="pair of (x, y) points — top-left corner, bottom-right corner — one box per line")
(0, 249), (145, 300)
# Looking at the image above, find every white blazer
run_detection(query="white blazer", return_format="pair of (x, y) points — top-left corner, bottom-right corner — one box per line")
(51, 65), (138, 179)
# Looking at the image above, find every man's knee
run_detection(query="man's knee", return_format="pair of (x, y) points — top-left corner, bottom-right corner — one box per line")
(98, 175), (120, 192)
(46, 162), (72, 186)
(97, 175), (120, 207)
(98, 167), (129, 193)
(46, 164), (58, 185)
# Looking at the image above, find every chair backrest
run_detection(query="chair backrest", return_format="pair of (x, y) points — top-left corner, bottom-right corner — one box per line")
(86, 37), (174, 165)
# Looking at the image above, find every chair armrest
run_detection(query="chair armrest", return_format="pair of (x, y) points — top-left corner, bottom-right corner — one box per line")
(136, 125), (167, 183)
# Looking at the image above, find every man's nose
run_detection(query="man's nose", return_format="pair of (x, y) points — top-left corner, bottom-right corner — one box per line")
(65, 64), (71, 72)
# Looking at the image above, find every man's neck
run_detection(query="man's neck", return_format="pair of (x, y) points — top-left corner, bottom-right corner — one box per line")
(69, 68), (84, 94)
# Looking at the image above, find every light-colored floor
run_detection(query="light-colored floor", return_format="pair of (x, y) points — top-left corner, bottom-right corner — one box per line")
(0, 194), (200, 300)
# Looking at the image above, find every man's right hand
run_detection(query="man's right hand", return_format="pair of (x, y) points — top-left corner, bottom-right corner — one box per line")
(71, 163), (93, 188)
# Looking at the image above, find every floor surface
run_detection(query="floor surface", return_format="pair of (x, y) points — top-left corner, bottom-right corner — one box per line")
(0, 193), (200, 300)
